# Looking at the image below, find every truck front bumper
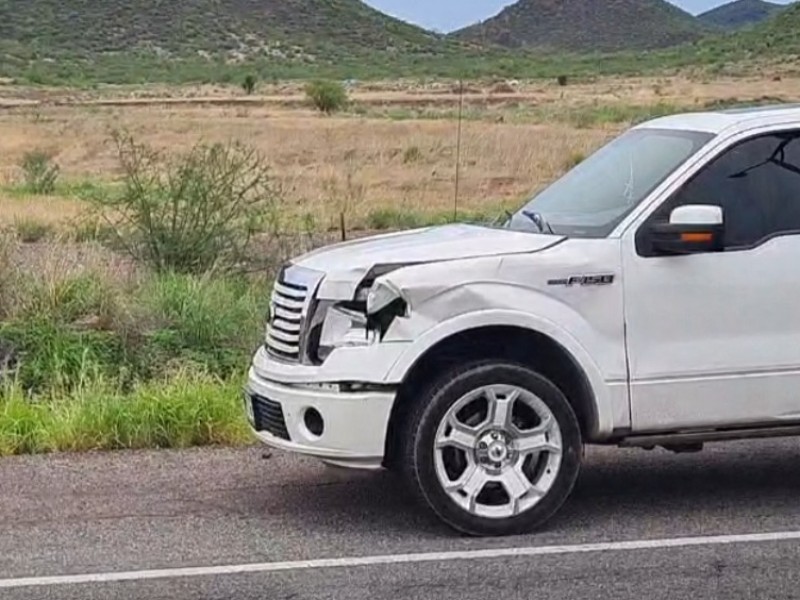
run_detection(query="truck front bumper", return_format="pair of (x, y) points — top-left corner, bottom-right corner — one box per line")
(245, 366), (396, 470)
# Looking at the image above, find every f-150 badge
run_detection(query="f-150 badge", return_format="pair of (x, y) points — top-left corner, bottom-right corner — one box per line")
(547, 274), (615, 287)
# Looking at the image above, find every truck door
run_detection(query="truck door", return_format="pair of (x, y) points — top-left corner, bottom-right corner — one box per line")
(623, 128), (800, 432)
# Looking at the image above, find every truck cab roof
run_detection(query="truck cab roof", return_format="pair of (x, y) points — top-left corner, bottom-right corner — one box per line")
(635, 103), (800, 135)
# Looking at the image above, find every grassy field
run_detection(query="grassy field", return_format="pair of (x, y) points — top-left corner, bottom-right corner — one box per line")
(0, 73), (795, 455)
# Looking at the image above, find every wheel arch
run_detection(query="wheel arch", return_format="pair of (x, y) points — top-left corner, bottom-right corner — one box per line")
(383, 323), (604, 469)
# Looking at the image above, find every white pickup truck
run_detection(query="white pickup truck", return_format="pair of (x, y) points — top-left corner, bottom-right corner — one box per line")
(245, 104), (800, 536)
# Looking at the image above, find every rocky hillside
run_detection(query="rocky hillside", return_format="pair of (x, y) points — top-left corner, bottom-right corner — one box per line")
(0, 0), (443, 60)
(452, 0), (708, 52)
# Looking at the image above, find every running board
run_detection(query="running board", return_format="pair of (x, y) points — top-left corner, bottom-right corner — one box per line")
(620, 425), (800, 449)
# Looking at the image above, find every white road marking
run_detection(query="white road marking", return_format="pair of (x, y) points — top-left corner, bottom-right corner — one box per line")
(2, 530), (800, 589)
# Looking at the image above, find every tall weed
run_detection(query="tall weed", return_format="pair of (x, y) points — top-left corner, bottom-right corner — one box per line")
(19, 150), (60, 194)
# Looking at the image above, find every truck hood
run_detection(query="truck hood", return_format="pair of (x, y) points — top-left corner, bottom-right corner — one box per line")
(292, 224), (565, 299)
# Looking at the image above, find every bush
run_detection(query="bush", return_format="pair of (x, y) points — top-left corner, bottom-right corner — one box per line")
(305, 80), (348, 114)
(557, 75), (569, 87)
(93, 132), (285, 274)
(19, 150), (60, 194)
(242, 74), (257, 95)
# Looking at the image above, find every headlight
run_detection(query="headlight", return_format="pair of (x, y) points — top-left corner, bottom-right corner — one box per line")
(367, 280), (402, 315)
(312, 269), (409, 364)
(316, 304), (376, 363)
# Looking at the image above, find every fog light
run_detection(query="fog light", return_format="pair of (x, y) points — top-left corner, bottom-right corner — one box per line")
(303, 407), (324, 437)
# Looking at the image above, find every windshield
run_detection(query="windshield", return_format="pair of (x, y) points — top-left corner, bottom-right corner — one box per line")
(506, 128), (714, 237)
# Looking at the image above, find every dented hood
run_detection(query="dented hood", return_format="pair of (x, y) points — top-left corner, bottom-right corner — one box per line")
(292, 224), (564, 299)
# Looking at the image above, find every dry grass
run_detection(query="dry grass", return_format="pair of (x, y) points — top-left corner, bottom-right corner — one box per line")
(0, 104), (613, 228)
(0, 74), (796, 230)
(0, 194), (86, 227)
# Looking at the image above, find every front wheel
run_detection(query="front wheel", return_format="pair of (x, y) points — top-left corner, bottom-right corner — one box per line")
(401, 361), (582, 536)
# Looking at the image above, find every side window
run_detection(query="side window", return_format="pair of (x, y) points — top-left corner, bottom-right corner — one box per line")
(659, 131), (800, 249)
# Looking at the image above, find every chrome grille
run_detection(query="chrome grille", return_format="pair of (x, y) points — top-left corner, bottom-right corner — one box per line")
(265, 265), (322, 362)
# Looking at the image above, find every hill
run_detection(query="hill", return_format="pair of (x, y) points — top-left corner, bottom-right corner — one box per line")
(697, 1), (800, 54)
(698, 0), (786, 29)
(0, 0), (443, 61)
(452, 0), (708, 52)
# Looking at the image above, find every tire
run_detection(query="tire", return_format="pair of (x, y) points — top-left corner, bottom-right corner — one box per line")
(401, 360), (582, 537)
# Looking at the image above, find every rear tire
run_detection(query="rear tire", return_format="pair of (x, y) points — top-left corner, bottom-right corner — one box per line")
(401, 360), (582, 536)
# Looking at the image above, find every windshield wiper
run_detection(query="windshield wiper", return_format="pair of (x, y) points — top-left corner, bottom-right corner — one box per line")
(521, 210), (554, 234)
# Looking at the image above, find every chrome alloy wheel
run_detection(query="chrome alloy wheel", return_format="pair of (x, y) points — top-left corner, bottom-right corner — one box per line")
(433, 384), (563, 519)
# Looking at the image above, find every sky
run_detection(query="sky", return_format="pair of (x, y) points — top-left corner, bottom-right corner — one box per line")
(364, 0), (796, 33)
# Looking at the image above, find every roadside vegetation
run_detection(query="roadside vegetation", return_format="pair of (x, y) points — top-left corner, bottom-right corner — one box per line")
(0, 136), (282, 455)
(0, 69), (790, 456)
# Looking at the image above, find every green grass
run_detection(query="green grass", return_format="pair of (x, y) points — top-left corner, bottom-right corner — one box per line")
(0, 202), (513, 456)
(0, 372), (251, 456)
(0, 321), (130, 393)
(142, 273), (268, 377)
(0, 265), (269, 395)
(0, 132), (285, 456)
(2, 178), (119, 200)
(366, 206), (506, 231)
(0, 265), (266, 455)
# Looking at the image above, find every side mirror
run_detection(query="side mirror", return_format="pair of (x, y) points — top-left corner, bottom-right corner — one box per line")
(649, 204), (724, 255)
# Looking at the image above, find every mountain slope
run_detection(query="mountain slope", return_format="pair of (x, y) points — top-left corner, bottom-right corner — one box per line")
(699, 1), (800, 54)
(0, 0), (443, 60)
(698, 0), (786, 29)
(452, 0), (708, 52)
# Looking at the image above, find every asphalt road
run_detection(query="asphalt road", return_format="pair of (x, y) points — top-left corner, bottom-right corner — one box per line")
(3, 438), (800, 599)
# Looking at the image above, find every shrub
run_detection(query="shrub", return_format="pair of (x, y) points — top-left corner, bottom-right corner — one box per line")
(93, 132), (285, 274)
(557, 75), (569, 87)
(242, 74), (257, 95)
(305, 80), (348, 114)
(19, 150), (60, 194)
